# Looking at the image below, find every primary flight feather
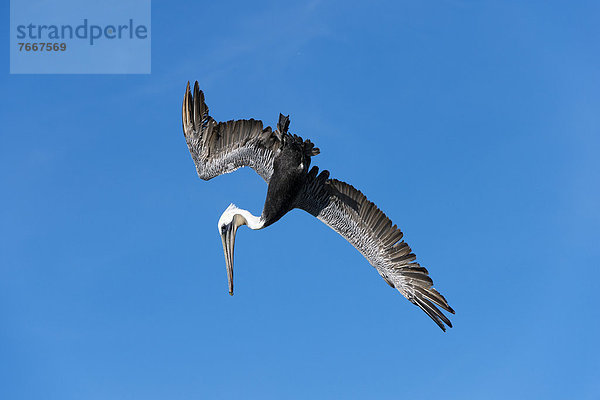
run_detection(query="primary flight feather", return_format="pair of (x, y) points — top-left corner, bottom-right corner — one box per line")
(182, 82), (455, 331)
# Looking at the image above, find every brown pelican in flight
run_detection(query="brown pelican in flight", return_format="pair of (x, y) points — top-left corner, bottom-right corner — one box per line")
(182, 82), (455, 331)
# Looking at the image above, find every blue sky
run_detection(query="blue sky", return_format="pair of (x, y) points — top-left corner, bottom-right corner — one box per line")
(1, 1), (599, 399)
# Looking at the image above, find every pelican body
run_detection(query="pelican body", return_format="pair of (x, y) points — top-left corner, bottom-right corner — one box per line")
(182, 82), (455, 331)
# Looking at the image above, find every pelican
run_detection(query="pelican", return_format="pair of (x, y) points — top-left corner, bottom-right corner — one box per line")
(182, 82), (455, 331)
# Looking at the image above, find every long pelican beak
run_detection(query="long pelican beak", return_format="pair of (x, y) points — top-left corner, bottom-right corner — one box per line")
(220, 219), (240, 296)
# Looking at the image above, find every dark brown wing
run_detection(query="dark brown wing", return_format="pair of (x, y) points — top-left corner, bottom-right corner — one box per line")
(182, 82), (283, 182)
(295, 167), (455, 331)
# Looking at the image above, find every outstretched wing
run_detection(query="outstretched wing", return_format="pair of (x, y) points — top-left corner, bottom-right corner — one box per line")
(295, 167), (455, 331)
(182, 82), (283, 182)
